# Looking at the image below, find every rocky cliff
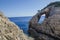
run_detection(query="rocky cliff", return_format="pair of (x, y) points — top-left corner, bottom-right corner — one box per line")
(0, 12), (34, 40)
(29, 1), (60, 40)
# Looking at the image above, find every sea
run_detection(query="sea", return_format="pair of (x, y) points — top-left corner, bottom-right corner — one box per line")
(9, 16), (45, 35)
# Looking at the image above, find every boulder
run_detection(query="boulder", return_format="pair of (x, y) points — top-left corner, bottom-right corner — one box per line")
(29, 1), (60, 40)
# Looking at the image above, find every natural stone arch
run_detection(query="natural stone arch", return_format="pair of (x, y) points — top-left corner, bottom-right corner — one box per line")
(28, 1), (60, 40)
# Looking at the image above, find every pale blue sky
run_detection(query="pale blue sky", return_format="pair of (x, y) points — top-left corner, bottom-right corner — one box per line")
(0, 0), (60, 17)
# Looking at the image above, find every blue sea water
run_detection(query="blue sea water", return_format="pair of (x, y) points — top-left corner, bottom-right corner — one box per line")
(9, 16), (45, 34)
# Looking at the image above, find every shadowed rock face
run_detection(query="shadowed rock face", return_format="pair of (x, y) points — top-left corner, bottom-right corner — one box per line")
(29, 1), (60, 40)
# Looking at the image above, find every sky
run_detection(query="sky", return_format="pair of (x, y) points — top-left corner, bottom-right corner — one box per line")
(0, 0), (60, 17)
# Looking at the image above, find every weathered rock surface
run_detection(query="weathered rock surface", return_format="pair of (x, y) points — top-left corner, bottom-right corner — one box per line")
(29, 1), (60, 40)
(0, 12), (34, 40)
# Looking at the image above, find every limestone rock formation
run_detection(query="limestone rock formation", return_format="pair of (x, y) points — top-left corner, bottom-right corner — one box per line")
(29, 1), (60, 40)
(0, 12), (34, 40)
